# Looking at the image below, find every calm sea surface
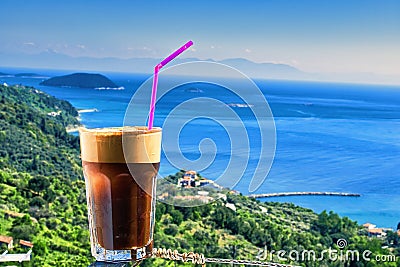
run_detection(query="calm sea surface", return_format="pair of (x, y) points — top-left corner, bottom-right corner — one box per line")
(1, 67), (399, 228)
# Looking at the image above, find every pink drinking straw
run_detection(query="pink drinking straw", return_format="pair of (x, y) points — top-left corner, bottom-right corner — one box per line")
(148, 40), (194, 130)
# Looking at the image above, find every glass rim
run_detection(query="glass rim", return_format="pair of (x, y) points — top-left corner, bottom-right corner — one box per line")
(78, 126), (162, 136)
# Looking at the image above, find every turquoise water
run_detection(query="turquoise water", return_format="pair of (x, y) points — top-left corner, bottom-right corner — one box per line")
(1, 68), (399, 228)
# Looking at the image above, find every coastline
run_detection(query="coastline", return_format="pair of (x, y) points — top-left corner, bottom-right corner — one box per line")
(1, 70), (398, 229)
(78, 108), (98, 113)
(67, 108), (99, 132)
(66, 125), (80, 133)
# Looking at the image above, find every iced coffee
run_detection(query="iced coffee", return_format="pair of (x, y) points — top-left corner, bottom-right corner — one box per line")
(79, 126), (161, 262)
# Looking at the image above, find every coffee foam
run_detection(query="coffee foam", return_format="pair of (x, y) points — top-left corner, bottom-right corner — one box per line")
(79, 126), (161, 163)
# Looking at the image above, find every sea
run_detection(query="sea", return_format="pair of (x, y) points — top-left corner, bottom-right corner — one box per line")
(1, 66), (399, 229)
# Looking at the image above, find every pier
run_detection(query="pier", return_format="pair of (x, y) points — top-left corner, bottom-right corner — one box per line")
(248, 192), (361, 198)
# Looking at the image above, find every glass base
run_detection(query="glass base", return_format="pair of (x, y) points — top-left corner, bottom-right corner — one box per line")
(92, 242), (153, 262)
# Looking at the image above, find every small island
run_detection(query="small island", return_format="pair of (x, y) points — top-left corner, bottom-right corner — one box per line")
(40, 73), (119, 89)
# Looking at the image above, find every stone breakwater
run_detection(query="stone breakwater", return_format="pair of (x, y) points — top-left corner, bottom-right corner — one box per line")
(248, 192), (361, 198)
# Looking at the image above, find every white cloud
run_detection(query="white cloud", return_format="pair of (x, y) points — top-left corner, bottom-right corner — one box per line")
(23, 42), (35, 46)
(210, 45), (215, 49)
(245, 48), (251, 53)
(76, 44), (86, 49)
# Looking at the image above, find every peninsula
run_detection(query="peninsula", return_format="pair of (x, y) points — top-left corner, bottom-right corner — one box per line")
(40, 73), (118, 89)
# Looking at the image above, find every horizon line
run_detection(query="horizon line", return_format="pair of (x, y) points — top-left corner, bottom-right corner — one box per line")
(1, 65), (400, 87)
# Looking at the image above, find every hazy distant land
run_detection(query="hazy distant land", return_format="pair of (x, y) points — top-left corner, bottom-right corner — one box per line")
(2, 51), (399, 85)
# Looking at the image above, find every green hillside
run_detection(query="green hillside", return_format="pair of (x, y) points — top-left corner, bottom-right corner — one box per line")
(0, 84), (89, 266)
(0, 84), (398, 266)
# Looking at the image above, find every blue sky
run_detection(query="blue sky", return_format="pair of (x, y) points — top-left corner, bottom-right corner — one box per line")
(0, 0), (399, 75)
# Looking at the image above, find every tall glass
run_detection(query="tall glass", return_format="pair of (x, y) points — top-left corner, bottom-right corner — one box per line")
(79, 126), (162, 262)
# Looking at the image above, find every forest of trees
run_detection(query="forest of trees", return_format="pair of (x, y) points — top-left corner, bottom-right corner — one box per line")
(0, 84), (399, 266)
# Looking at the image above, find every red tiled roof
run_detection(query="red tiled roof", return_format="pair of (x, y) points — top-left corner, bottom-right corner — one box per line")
(368, 228), (383, 234)
(0, 235), (13, 244)
(19, 240), (33, 248)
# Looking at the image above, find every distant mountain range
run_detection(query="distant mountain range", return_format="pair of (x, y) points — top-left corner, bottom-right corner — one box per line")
(0, 51), (399, 85)
(0, 51), (306, 79)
